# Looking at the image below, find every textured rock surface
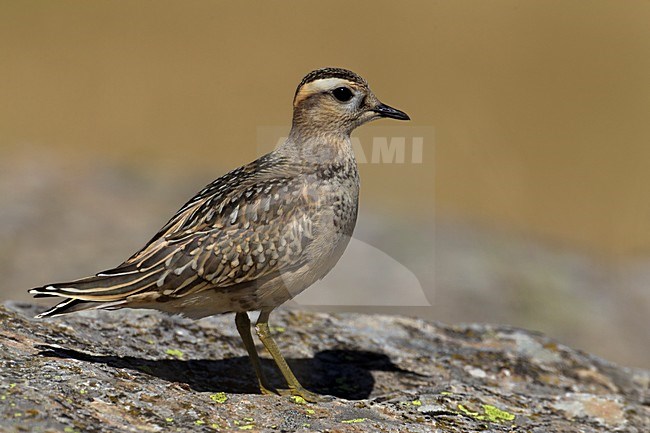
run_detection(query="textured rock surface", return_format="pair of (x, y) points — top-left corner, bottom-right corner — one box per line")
(0, 302), (648, 432)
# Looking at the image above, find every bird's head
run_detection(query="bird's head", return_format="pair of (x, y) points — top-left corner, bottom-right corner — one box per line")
(290, 67), (410, 138)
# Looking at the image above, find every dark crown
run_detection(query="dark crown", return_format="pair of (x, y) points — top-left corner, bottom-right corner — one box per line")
(295, 68), (367, 98)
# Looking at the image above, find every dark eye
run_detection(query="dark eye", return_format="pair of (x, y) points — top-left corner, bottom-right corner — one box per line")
(332, 87), (353, 102)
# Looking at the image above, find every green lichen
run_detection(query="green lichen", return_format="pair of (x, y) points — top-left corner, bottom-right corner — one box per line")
(238, 425), (254, 430)
(165, 348), (184, 359)
(210, 392), (228, 404)
(195, 420), (205, 426)
(341, 418), (366, 424)
(165, 418), (173, 423)
(305, 409), (315, 415)
(457, 404), (480, 418)
(411, 399), (422, 406)
(457, 403), (515, 423)
(482, 404), (515, 422)
(291, 395), (307, 405)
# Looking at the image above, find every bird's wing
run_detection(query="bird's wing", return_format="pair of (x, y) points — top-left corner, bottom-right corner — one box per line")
(31, 155), (322, 303)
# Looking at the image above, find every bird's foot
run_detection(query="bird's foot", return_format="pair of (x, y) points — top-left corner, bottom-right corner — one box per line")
(259, 384), (279, 397)
(275, 386), (331, 403)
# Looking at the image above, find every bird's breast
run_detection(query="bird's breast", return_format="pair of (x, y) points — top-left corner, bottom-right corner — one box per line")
(292, 160), (360, 284)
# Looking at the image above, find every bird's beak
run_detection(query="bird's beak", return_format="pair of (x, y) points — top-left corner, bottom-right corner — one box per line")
(373, 102), (410, 121)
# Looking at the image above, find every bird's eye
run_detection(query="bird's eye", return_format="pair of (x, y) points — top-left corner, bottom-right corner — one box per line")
(332, 87), (353, 102)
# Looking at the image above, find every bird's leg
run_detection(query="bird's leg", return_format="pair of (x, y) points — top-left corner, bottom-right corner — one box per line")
(255, 309), (325, 402)
(235, 312), (276, 396)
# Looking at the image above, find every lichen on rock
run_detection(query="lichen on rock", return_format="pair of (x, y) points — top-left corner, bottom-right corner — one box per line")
(0, 302), (648, 432)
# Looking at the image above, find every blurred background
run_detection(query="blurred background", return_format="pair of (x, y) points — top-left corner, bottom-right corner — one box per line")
(1, 1), (649, 368)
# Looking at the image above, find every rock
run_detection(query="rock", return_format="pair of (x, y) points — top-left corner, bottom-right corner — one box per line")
(0, 302), (648, 432)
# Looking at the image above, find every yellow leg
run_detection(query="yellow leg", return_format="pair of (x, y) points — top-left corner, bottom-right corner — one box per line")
(255, 309), (325, 402)
(235, 312), (276, 396)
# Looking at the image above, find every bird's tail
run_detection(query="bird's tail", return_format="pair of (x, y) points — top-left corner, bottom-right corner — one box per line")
(29, 270), (162, 318)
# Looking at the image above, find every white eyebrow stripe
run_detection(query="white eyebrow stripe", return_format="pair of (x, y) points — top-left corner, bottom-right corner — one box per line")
(294, 78), (355, 105)
(303, 78), (351, 93)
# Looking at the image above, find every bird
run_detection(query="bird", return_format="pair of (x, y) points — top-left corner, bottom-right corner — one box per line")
(29, 67), (410, 402)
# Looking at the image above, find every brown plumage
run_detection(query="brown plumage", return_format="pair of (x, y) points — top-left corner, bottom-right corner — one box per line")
(29, 67), (409, 401)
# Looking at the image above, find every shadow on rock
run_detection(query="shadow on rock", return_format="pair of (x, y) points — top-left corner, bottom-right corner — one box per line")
(36, 345), (422, 400)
